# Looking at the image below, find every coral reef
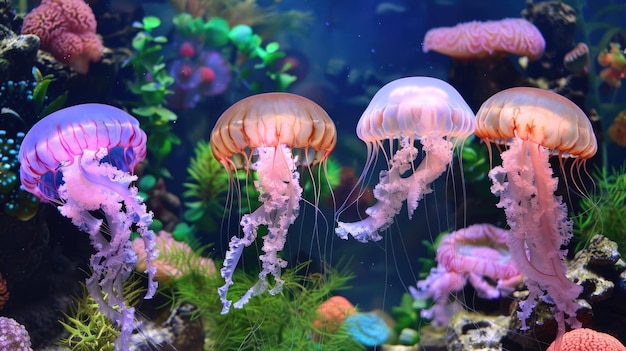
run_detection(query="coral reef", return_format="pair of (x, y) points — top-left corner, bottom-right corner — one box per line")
(21, 0), (104, 74)
(0, 316), (32, 351)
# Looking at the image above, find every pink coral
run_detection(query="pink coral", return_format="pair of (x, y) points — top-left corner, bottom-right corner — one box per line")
(21, 0), (103, 74)
(413, 224), (523, 326)
(423, 18), (545, 61)
(132, 230), (216, 283)
(547, 328), (626, 351)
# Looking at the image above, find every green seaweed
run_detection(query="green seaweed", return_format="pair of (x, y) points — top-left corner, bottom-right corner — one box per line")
(573, 164), (626, 256)
(182, 140), (259, 234)
(170, 256), (364, 351)
(57, 278), (145, 351)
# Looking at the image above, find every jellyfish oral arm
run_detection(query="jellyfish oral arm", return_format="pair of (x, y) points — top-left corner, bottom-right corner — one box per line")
(54, 148), (157, 350)
(219, 145), (302, 313)
(336, 136), (452, 242)
(489, 139), (582, 334)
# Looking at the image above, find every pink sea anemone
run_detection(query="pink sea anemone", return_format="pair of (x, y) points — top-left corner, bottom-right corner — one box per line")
(475, 87), (597, 336)
(423, 18), (545, 61)
(413, 224), (523, 326)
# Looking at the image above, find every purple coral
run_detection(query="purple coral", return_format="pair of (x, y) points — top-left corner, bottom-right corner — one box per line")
(0, 317), (32, 351)
(168, 42), (231, 109)
(18, 104), (158, 351)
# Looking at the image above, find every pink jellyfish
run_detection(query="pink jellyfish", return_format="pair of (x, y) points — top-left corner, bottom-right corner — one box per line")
(211, 93), (336, 313)
(475, 87), (597, 335)
(336, 77), (475, 242)
(18, 103), (157, 350)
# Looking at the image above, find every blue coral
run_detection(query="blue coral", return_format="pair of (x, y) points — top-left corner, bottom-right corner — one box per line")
(344, 312), (390, 347)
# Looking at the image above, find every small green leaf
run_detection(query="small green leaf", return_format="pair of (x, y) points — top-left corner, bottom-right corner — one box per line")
(153, 107), (177, 121)
(152, 36), (168, 43)
(229, 24), (253, 48)
(143, 16), (161, 31)
(172, 222), (194, 241)
(149, 218), (163, 232)
(132, 32), (148, 51)
(138, 174), (158, 192)
(266, 42), (280, 53)
(204, 17), (230, 47)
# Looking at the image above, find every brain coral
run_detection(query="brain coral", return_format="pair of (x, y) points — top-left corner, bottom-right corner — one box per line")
(21, 0), (103, 74)
(423, 18), (545, 61)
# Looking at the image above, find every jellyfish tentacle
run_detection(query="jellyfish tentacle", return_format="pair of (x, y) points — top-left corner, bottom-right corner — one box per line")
(219, 145), (301, 313)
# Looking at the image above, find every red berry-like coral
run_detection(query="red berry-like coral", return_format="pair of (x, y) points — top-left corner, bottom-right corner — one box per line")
(21, 0), (103, 74)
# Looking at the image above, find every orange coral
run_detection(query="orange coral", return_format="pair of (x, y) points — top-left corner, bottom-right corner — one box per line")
(608, 110), (626, 147)
(313, 295), (356, 336)
(547, 328), (626, 351)
(597, 43), (626, 88)
(0, 272), (8, 310)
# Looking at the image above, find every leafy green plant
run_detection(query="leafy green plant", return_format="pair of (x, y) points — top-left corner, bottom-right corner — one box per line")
(173, 13), (297, 92)
(171, 257), (364, 351)
(573, 165), (626, 256)
(123, 16), (180, 178)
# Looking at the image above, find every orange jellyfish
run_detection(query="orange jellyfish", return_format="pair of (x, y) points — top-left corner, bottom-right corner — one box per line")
(211, 92), (336, 313)
(475, 87), (597, 335)
(335, 76), (475, 242)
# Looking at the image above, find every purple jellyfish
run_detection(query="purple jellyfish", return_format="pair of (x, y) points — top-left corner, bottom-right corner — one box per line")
(168, 49), (231, 109)
(18, 103), (158, 351)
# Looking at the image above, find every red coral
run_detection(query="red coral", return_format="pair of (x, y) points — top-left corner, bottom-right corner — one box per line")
(21, 0), (103, 74)
(0, 272), (8, 310)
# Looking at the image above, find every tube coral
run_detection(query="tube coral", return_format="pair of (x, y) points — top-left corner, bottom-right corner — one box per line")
(423, 18), (545, 61)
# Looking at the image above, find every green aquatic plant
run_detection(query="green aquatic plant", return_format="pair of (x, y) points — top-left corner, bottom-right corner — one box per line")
(300, 156), (342, 204)
(573, 165), (626, 256)
(182, 140), (259, 234)
(171, 257), (363, 351)
(58, 278), (145, 351)
(124, 16), (180, 178)
(173, 13), (297, 92)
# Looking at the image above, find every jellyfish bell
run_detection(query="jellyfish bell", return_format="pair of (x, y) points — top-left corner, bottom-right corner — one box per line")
(211, 92), (336, 313)
(336, 76), (475, 243)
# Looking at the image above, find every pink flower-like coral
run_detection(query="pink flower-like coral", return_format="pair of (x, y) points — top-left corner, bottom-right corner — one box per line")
(132, 230), (216, 283)
(412, 224), (523, 326)
(423, 18), (545, 61)
(547, 328), (626, 351)
(21, 0), (103, 74)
